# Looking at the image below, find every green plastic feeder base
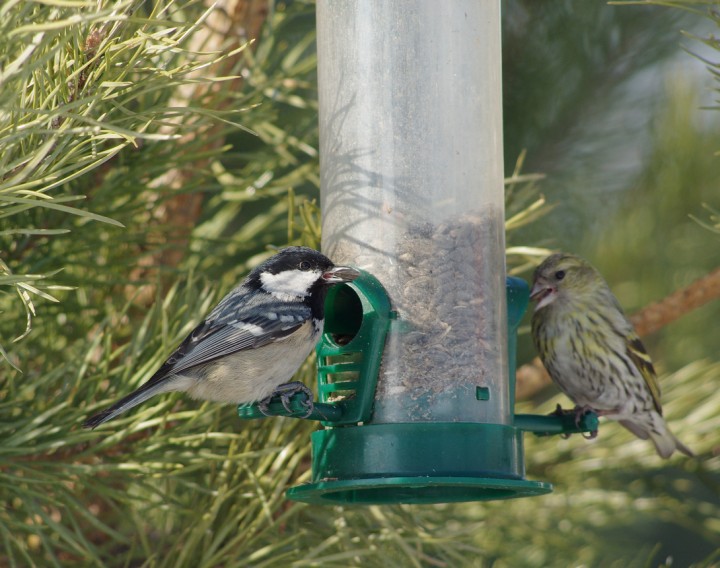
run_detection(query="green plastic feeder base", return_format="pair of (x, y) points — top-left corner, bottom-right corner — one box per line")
(286, 422), (551, 505)
(287, 476), (550, 505)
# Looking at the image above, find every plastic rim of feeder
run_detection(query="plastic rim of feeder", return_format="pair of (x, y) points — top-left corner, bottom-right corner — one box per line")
(286, 422), (552, 505)
(288, 477), (550, 505)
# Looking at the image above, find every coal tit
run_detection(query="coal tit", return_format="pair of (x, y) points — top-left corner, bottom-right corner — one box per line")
(83, 247), (359, 428)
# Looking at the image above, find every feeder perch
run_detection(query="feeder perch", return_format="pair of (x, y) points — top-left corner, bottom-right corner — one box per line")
(238, 1), (599, 504)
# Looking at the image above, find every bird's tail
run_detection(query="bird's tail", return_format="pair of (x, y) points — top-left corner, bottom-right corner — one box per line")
(619, 414), (694, 459)
(83, 377), (177, 429)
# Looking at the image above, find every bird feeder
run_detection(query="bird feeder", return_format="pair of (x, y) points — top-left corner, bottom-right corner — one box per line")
(238, 0), (597, 504)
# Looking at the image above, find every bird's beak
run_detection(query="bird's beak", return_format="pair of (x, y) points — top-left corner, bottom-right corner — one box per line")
(322, 266), (360, 284)
(529, 281), (546, 301)
(529, 280), (555, 310)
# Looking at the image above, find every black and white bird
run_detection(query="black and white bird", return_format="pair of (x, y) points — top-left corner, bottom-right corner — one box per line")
(83, 247), (359, 428)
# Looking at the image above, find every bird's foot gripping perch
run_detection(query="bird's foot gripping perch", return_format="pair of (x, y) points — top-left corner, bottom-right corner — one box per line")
(573, 405), (598, 439)
(549, 404), (599, 439)
(258, 381), (315, 418)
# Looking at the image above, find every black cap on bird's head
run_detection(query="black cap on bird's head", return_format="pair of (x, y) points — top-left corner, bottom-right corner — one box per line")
(251, 247), (332, 276)
(247, 247), (359, 301)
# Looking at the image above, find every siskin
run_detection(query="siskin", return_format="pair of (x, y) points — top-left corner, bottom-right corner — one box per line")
(530, 253), (693, 458)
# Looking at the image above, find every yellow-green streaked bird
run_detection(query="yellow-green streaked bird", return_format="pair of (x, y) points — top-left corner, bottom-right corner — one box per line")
(530, 253), (693, 459)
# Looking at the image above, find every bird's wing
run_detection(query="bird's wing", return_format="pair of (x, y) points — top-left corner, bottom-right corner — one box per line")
(148, 305), (311, 383)
(625, 332), (662, 414)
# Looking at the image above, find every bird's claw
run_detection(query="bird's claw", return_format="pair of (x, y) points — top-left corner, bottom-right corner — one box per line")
(573, 405), (593, 427)
(278, 381), (314, 417)
(258, 381), (314, 418)
(548, 404), (573, 438)
(550, 403), (567, 417)
(573, 405), (598, 439)
(257, 396), (273, 417)
(548, 403), (598, 438)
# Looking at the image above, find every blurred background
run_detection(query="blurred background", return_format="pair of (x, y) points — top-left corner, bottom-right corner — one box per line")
(1, 0), (718, 566)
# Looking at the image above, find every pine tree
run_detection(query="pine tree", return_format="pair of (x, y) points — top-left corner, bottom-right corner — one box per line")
(1, 1), (718, 567)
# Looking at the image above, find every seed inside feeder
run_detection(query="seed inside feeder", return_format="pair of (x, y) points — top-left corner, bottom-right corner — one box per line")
(370, 210), (508, 424)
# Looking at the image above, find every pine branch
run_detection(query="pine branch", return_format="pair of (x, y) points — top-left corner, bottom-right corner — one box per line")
(630, 266), (720, 336)
(128, 0), (270, 305)
(0, 0), (254, 363)
(3, 3), (718, 567)
(516, 267), (720, 400)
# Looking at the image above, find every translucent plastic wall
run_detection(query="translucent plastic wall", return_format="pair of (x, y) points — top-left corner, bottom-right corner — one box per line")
(318, 1), (509, 425)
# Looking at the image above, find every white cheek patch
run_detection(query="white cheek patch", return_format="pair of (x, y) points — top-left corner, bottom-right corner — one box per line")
(260, 269), (322, 301)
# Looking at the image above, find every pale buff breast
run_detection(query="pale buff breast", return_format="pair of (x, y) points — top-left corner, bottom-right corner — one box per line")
(178, 320), (321, 404)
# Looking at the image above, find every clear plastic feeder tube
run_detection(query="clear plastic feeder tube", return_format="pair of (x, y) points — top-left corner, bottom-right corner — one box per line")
(318, 0), (508, 425)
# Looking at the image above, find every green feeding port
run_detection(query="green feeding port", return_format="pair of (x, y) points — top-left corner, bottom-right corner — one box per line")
(239, 272), (598, 505)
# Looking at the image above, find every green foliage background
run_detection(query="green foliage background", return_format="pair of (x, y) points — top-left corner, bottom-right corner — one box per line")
(1, 1), (718, 566)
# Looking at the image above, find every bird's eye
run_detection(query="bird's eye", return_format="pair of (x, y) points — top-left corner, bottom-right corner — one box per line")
(555, 270), (566, 281)
(298, 261), (311, 270)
